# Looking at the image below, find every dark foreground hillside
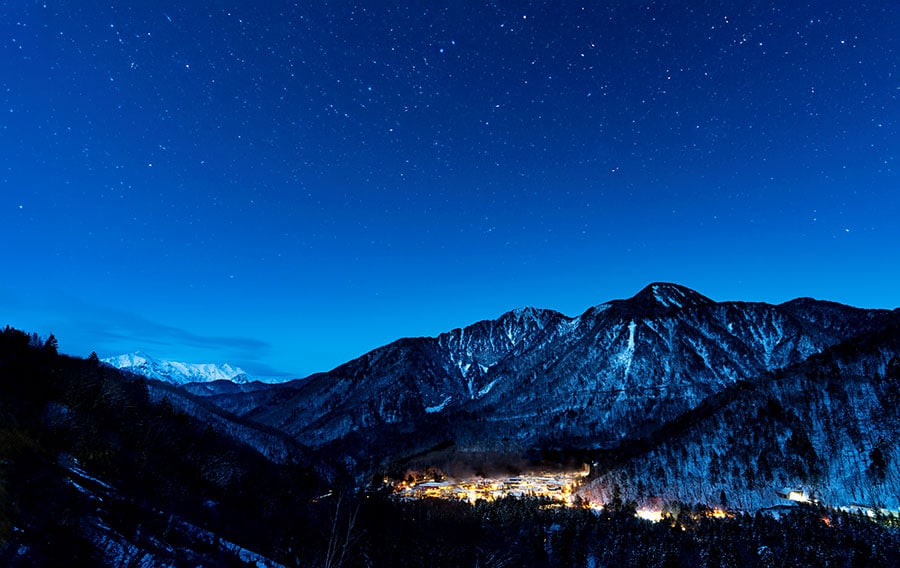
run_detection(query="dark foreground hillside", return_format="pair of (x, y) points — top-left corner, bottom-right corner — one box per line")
(355, 497), (900, 568)
(0, 326), (326, 565)
(1, 325), (898, 566)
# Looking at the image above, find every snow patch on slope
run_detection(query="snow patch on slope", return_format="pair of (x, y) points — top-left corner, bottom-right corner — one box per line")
(653, 284), (684, 308)
(425, 396), (453, 414)
(617, 321), (637, 377)
(478, 378), (500, 397)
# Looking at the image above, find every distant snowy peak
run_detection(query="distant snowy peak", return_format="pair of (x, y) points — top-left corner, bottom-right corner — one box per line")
(102, 352), (252, 385)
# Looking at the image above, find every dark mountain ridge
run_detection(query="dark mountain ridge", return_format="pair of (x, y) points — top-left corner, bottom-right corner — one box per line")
(195, 284), (896, 481)
(583, 318), (900, 510)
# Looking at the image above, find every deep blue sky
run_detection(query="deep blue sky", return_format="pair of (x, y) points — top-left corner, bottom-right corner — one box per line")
(2, 2), (898, 376)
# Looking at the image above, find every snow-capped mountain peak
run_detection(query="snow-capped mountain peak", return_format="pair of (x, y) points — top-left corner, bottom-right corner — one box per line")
(102, 352), (252, 385)
(624, 282), (714, 310)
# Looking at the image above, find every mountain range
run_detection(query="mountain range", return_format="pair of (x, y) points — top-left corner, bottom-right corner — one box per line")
(99, 283), (900, 511)
(102, 352), (255, 385)
(162, 282), (896, 511)
(2, 282), (899, 564)
(101, 352), (299, 391)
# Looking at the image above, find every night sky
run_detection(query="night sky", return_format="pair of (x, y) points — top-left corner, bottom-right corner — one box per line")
(2, 2), (898, 376)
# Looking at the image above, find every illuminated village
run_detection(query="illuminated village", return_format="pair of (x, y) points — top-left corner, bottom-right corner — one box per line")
(390, 469), (826, 523)
(392, 466), (590, 506)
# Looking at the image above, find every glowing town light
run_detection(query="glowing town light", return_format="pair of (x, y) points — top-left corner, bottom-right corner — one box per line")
(392, 469), (588, 504)
(787, 491), (811, 503)
(635, 509), (663, 522)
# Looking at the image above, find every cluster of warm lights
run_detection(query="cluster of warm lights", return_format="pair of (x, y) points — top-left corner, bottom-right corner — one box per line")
(635, 509), (664, 522)
(394, 478), (897, 530)
(786, 490), (813, 504)
(635, 507), (731, 523)
(393, 470), (588, 505)
(393, 469), (744, 524)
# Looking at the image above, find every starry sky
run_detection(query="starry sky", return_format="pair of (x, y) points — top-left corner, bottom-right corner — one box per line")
(2, 2), (898, 377)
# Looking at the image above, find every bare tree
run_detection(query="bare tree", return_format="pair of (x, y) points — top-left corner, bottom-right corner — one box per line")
(322, 492), (360, 568)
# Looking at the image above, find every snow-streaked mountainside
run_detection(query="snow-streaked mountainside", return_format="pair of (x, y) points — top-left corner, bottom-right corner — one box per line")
(102, 352), (255, 385)
(203, 283), (892, 442)
(580, 324), (900, 511)
(184, 282), (900, 510)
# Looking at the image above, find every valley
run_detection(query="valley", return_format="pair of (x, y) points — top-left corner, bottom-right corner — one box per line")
(4, 283), (900, 565)
(390, 464), (898, 528)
